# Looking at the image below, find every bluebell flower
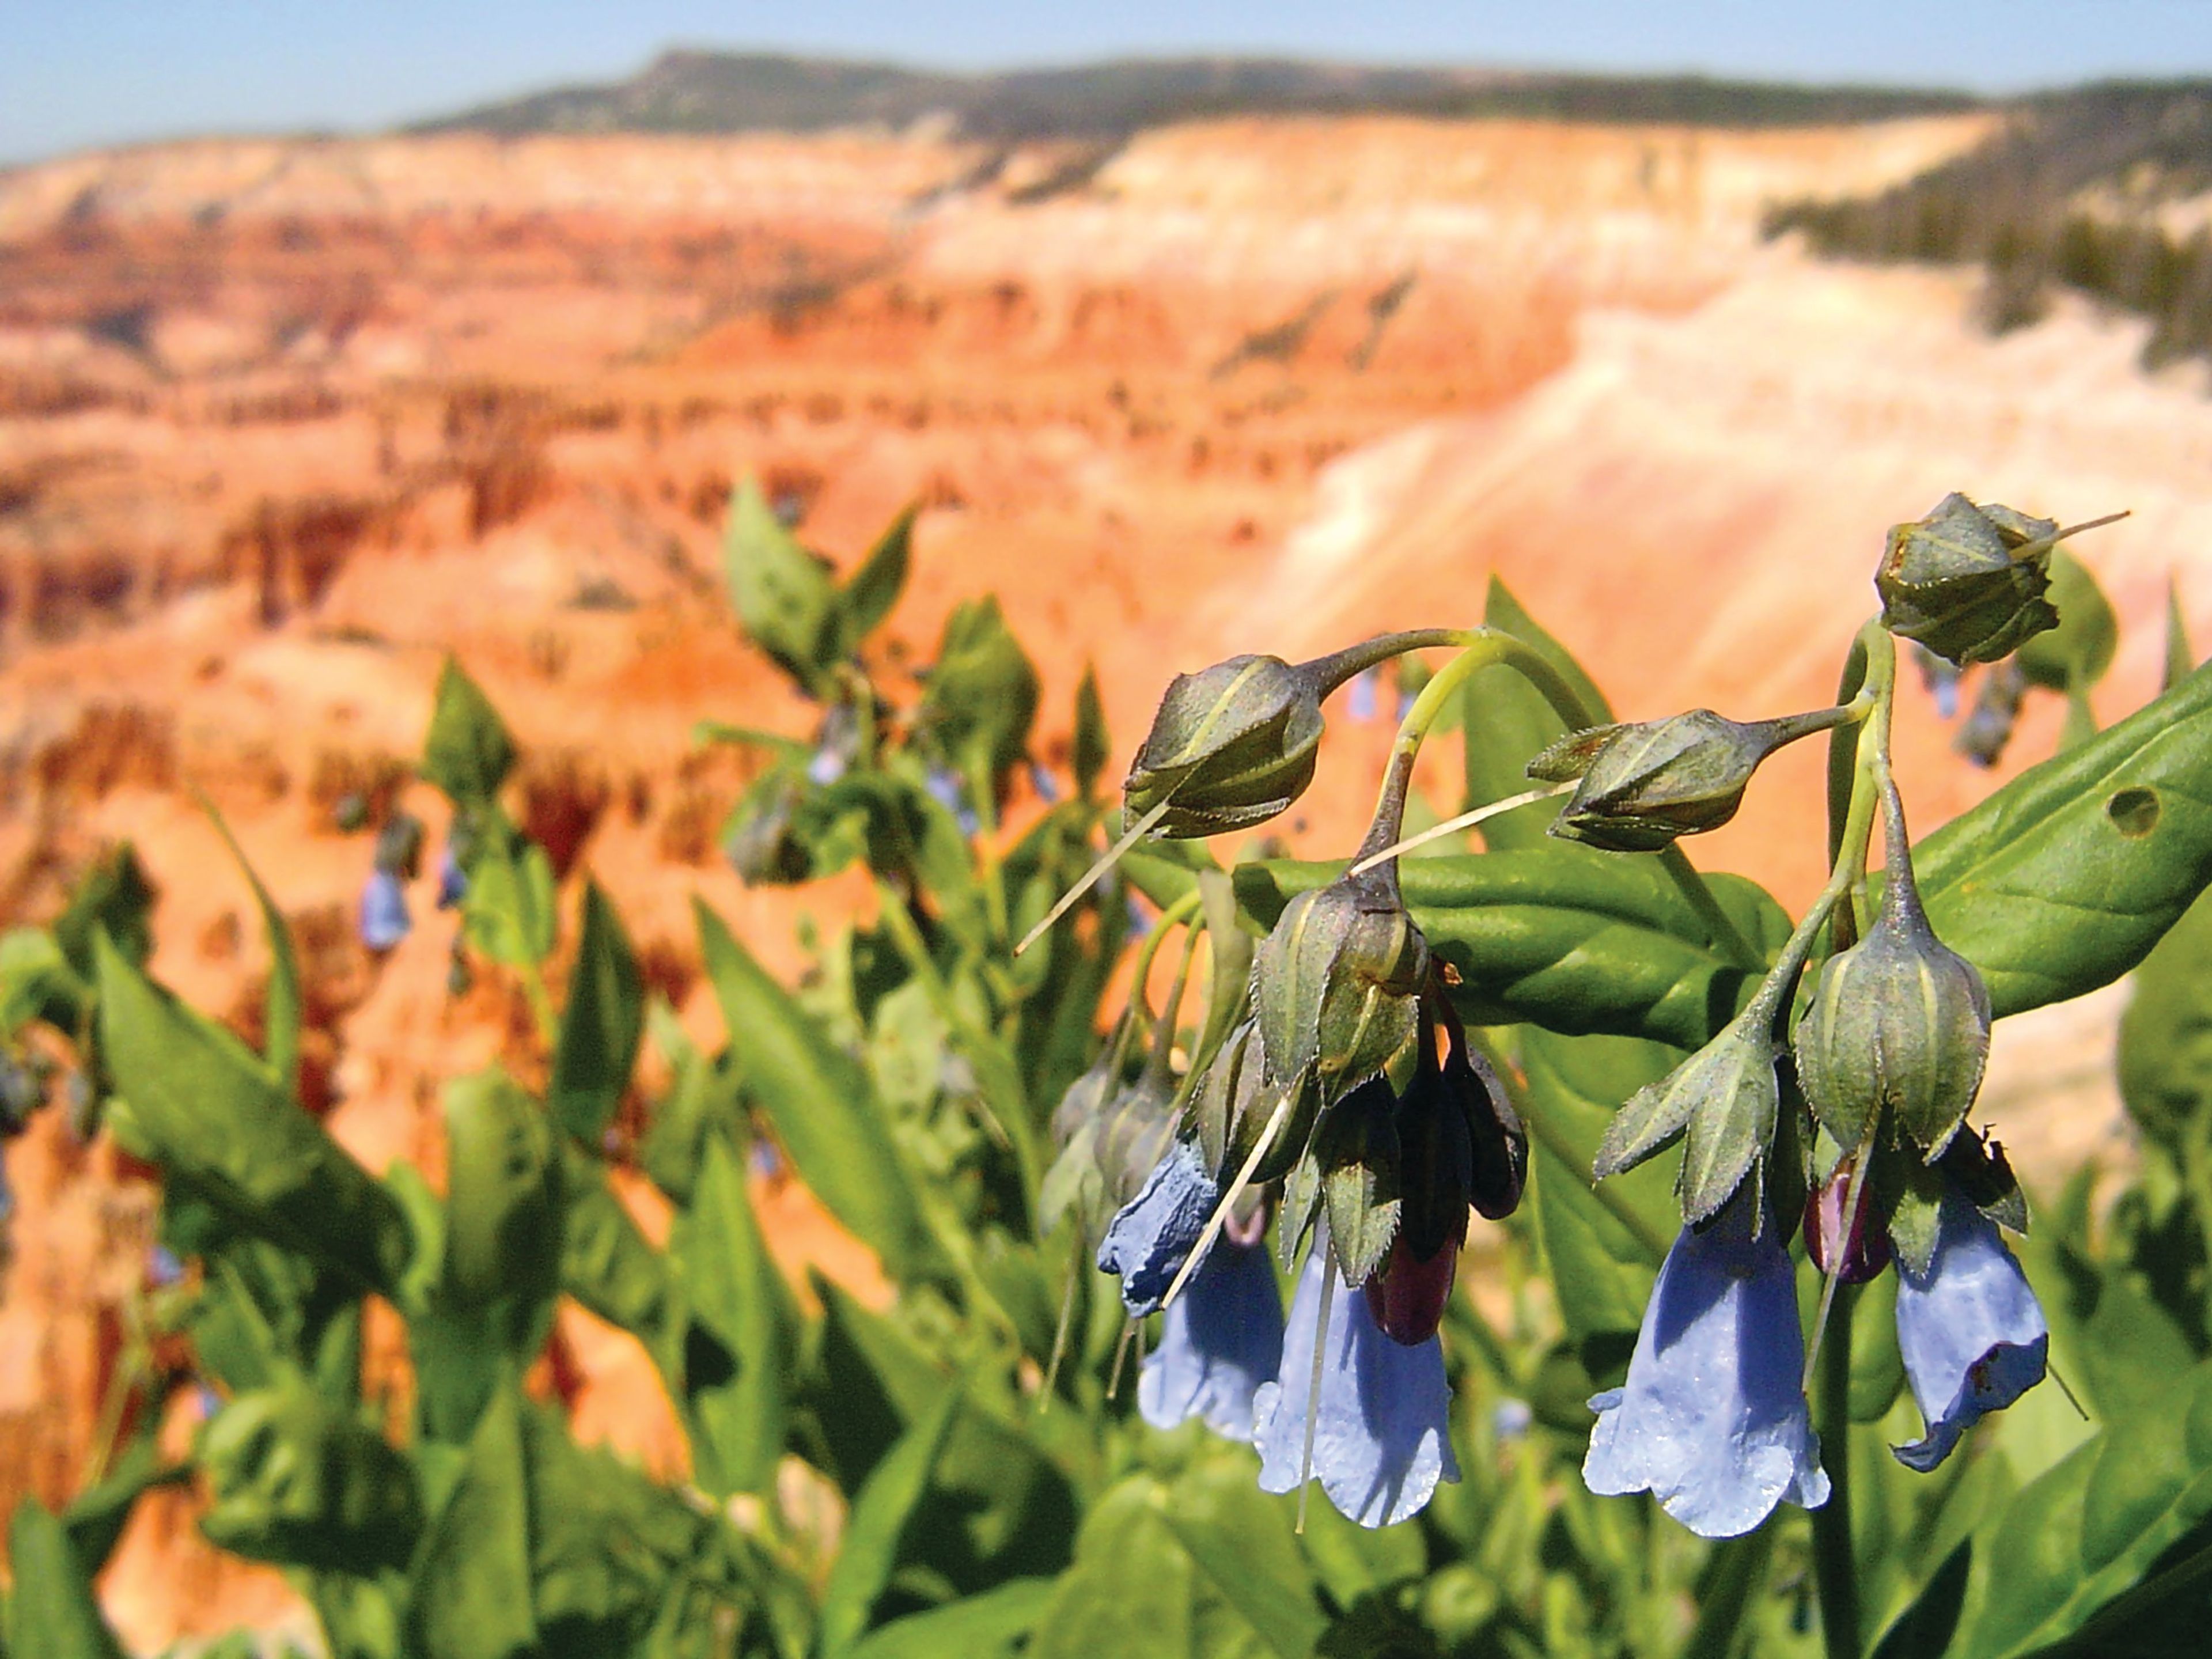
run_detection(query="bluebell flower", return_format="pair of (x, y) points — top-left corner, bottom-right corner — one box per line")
(1138, 1233), (1284, 1441)
(1583, 1191), (1830, 1539)
(359, 869), (411, 953)
(1892, 1192), (2048, 1472)
(806, 744), (848, 787)
(1251, 1237), (1459, 1528)
(1347, 669), (1378, 722)
(1029, 760), (1061, 804)
(1097, 1139), (1218, 1316)
(924, 764), (980, 836)
(435, 846), (468, 911)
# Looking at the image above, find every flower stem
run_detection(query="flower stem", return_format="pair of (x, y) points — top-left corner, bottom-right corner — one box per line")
(1658, 844), (1765, 973)
(1812, 1280), (1861, 1659)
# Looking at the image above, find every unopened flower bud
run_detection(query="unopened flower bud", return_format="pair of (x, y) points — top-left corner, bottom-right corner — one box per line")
(1794, 843), (1990, 1160)
(1123, 654), (1324, 838)
(1594, 1006), (1781, 1225)
(1803, 1161), (1890, 1284)
(1877, 493), (2061, 667)
(1252, 869), (1429, 1110)
(1531, 707), (1843, 854)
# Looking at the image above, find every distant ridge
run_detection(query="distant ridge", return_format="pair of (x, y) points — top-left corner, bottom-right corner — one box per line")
(1767, 80), (2212, 368)
(412, 50), (1981, 141)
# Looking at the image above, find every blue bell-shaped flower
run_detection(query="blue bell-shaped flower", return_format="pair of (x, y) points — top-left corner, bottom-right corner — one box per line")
(359, 868), (411, 953)
(1138, 1229), (1285, 1442)
(1582, 1188), (1830, 1538)
(1097, 1139), (1218, 1316)
(1892, 1190), (2048, 1472)
(1251, 1234), (1459, 1528)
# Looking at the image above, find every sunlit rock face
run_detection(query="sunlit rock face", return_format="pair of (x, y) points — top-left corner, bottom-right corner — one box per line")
(13, 102), (2195, 1646)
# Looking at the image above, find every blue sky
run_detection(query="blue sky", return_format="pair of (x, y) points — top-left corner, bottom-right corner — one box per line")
(6, 1), (2212, 166)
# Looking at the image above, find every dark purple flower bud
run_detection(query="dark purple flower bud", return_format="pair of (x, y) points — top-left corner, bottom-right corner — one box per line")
(1252, 1234), (1459, 1528)
(435, 847), (468, 911)
(1362, 1226), (1460, 1347)
(1802, 1161), (1890, 1285)
(1583, 1187), (1830, 1539)
(1892, 1191), (2047, 1472)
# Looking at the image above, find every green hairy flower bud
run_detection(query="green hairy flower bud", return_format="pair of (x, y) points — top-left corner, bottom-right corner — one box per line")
(1123, 654), (1325, 837)
(1794, 866), (1991, 1162)
(1876, 493), (2061, 667)
(1593, 1006), (1782, 1225)
(1252, 868), (1429, 1114)
(1530, 707), (1845, 854)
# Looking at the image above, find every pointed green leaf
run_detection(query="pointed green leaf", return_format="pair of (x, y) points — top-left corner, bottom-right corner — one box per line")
(407, 1391), (539, 1659)
(460, 821), (556, 968)
(694, 899), (940, 1283)
(840, 503), (915, 650)
(558, 1143), (676, 1350)
(843, 1578), (1054, 1659)
(2166, 577), (2195, 694)
(422, 657), (517, 806)
(677, 1134), (798, 1497)
(203, 804), (302, 1088)
(724, 476), (843, 692)
(1074, 662), (1111, 799)
(54, 843), (154, 982)
(97, 933), (411, 1296)
(550, 881), (644, 1143)
(1029, 1478), (1196, 1659)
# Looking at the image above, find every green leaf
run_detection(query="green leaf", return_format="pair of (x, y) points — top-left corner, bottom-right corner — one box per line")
(199, 1385), (423, 1572)
(97, 934), (411, 1297)
(2118, 887), (2212, 1153)
(54, 842), (155, 983)
(1235, 850), (1789, 1050)
(550, 882), (644, 1143)
(918, 597), (1040, 779)
(724, 476), (842, 694)
(460, 820), (557, 968)
(1156, 1462), (1327, 1659)
(63, 1431), (190, 1574)
(840, 504), (915, 651)
(1520, 1030), (1676, 1378)
(639, 1003), (745, 1208)
(817, 1390), (963, 1659)
(421, 657), (517, 805)
(6, 1499), (126, 1659)
(1956, 1357), (2212, 1657)
(2017, 547), (2118, 694)
(676, 1134), (799, 1498)
(203, 803), (302, 1088)
(694, 899), (941, 1283)
(1028, 1478), (1196, 1659)
(1914, 662), (2212, 1018)
(1074, 664), (1111, 799)
(558, 1145), (677, 1351)
(407, 1391), (539, 1659)
(2167, 576), (2195, 695)
(843, 1577), (1054, 1659)
(1461, 577), (1612, 850)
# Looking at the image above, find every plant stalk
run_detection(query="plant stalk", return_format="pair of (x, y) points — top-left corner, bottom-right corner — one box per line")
(1812, 1280), (1860, 1659)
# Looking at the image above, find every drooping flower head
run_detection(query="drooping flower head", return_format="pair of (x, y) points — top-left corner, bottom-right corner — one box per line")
(1252, 1232), (1459, 1529)
(1892, 1188), (2048, 1472)
(1138, 1209), (1285, 1442)
(1583, 1186), (1830, 1539)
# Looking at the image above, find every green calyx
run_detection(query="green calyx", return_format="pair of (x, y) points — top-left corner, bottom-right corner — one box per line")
(1876, 492), (2063, 667)
(1123, 653), (1326, 837)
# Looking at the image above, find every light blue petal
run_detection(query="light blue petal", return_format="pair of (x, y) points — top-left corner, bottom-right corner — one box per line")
(1139, 1238), (1285, 1441)
(1252, 1239), (1459, 1528)
(359, 869), (411, 952)
(1893, 1194), (2048, 1472)
(436, 847), (468, 910)
(1582, 1198), (1829, 1539)
(1098, 1140), (1219, 1315)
